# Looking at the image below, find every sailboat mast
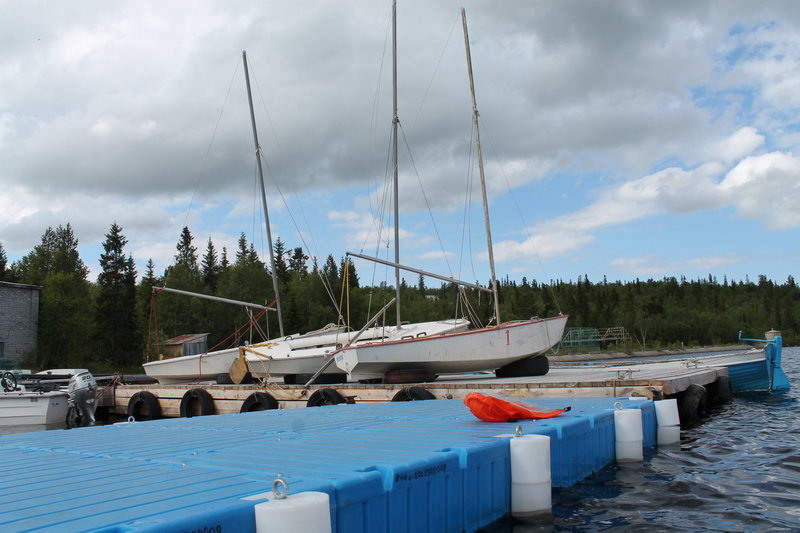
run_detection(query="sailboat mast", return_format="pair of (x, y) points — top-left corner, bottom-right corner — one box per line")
(242, 50), (285, 337)
(391, 0), (402, 327)
(461, 9), (501, 325)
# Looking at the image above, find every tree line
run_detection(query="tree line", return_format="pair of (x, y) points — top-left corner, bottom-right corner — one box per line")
(0, 223), (797, 372)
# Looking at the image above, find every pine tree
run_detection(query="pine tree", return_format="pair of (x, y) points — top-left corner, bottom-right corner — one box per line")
(273, 238), (289, 283)
(288, 247), (308, 275)
(235, 233), (254, 266)
(95, 223), (140, 367)
(174, 226), (198, 272)
(221, 247), (230, 269)
(201, 238), (220, 292)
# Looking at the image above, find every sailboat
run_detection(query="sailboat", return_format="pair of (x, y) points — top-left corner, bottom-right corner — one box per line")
(144, 51), (343, 384)
(331, 4), (569, 382)
(143, 51), (469, 385)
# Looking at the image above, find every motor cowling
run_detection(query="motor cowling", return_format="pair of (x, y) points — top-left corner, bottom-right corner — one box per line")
(68, 370), (97, 426)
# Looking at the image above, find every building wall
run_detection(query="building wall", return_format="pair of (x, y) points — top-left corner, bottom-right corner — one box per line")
(0, 281), (42, 362)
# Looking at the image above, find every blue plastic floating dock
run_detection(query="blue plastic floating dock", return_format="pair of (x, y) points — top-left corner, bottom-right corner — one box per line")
(0, 397), (655, 532)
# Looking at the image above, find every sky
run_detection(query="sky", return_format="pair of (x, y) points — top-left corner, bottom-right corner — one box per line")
(2, 0), (800, 289)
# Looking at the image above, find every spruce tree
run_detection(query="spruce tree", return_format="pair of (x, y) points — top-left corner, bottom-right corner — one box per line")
(288, 247), (308, 275)
(174, 226), (198, 272)
(96, 223), (139, 367)
(201, 238), (220, 292)
(273, 238), (289, 283)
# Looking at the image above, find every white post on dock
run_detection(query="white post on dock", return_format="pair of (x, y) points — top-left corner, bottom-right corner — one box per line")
(510, 433), (552, 517)
(654, 398), (681, 445)
(614, 403), (644, 462)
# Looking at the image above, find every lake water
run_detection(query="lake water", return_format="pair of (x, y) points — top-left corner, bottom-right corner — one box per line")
(486, 346), (800, 532)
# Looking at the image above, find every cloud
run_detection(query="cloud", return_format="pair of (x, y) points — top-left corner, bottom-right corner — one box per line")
(720, 151), (800, 230)
(489, 126), (800, 270)
(494, 231), (595, 262)
(3, 1), (800, 286)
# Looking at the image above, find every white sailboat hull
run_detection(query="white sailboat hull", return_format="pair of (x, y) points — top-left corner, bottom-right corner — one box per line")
(142, 325), (350, 384)
(0, 391), (70, 426)
(246, 319), (471, 379)
(142, 347), (239, 384)
(334, 315), (568, 381)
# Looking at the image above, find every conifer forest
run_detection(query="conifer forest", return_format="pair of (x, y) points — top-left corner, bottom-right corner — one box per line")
(1, 224), (797, 372)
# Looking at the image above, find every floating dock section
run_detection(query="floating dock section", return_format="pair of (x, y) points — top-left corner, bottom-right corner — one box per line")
(0, 397), (657, 532)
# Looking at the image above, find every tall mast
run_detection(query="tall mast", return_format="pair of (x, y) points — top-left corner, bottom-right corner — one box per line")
(461, 9), (501, 324)
(391, 0), (402, 327)
(242, 50), (285, 337)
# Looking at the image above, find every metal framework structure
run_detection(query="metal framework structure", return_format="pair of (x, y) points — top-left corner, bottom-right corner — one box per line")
(559, 327), (632, 349)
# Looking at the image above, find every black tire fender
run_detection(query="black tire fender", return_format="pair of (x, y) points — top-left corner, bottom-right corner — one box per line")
(240, 392), (279, 412)
(306, 388), (349, 407)
(678, 383), (707, 426)
(495, 355), (550, 378)
(127, 391), (162, 420)
(179, 388), (215, 417)
(392, 387), (436, 402)
(391, 387), (436, 401)
(714, 375), (733, 405)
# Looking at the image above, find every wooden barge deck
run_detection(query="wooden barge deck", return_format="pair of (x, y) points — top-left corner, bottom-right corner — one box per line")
(109, 359), (728, 419)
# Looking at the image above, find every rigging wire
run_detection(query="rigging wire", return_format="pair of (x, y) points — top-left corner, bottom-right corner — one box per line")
(397, 122), (456, 278)
(164, 56), (241, 288)
(410, 11), (461, 132)
(245, 59), (345, 321)
(479, 115), (563, 315)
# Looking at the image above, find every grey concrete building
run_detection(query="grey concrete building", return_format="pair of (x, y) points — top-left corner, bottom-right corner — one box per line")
(0, 281), (42, 362)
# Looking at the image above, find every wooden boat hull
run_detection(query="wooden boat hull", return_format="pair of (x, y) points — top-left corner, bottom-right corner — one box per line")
(334, 315), (569, 381)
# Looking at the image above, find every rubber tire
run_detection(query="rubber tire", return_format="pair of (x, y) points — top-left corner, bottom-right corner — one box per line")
(284, 373), (348, 386)
(678, 384), (707, 426)
(240, 392), (279, 412)
(391, 387), (436, 401)
(127, 391), (162, 420)
(179, 388), (215, 417)
(494, 355), (549, 378)
(713, 375), (733, 405)
(306, 388), (349, 407)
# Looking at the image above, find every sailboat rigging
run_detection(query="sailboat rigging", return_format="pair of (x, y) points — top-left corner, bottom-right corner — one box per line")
(331, 5), (568, 381)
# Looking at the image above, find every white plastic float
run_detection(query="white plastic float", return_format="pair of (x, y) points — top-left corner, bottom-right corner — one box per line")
(253, 475), (332, 533)
(613, 402), (643, 462)
(654, 398), (681, 445)
(510, 428), (552, 517)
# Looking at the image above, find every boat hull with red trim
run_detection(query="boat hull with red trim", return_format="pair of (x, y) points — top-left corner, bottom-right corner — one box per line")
(334, 315), (569, 381)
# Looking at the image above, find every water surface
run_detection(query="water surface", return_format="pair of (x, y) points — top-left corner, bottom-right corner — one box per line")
(487, 346), (800, 532)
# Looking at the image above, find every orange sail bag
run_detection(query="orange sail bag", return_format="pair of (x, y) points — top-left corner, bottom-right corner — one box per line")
(464, 392), (570, 422)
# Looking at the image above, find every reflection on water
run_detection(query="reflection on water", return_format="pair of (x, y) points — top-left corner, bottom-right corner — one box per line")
(483, 346), (800, 532)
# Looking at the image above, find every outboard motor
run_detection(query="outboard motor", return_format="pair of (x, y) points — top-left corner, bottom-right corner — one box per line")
(68, 370), (97, 427)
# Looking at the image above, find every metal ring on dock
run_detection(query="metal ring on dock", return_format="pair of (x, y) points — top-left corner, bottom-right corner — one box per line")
(272, 474), (288, 500)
